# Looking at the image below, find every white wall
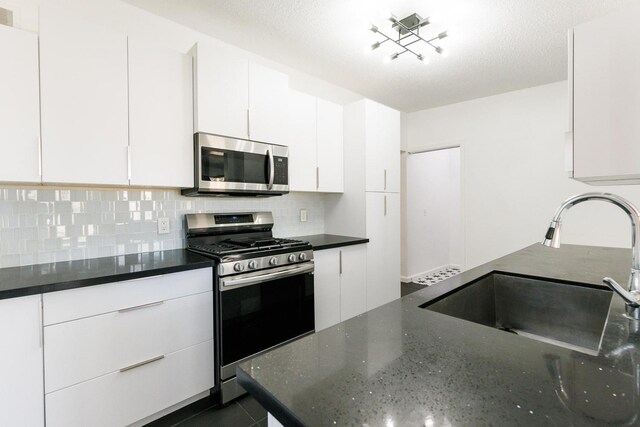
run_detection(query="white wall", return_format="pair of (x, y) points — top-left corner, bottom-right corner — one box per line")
(404, 148), (461, 279)
(407, 81), (640, 269)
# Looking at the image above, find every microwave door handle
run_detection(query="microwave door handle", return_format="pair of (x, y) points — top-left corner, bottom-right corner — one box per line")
(267, 149), (275, 190)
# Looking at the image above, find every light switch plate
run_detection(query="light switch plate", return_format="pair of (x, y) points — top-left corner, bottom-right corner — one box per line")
(300, 209), (307, 222)
(158, 217), (170, 234)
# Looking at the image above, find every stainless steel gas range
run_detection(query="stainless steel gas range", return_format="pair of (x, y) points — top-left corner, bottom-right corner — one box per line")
(185, 212), (315, 404)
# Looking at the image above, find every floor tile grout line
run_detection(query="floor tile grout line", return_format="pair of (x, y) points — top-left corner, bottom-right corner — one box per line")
(237, 399), (260, 423)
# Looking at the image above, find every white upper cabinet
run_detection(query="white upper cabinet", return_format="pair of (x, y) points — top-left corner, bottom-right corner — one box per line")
(570, 4), (640, 184)
(249, 62), (289, 145)
(0, 295), (44, 427)
(288, 90), (317, 192)
(192, 43), (249, 140)
(128, 37), (193, 188)
(0, 25), (40, 183)
(364, 100), (400, 193)
(288, 91), (344, 193)
(40, 7), (129, 186)
(317, 99), (344, 193)
(192, 43), (289, 145)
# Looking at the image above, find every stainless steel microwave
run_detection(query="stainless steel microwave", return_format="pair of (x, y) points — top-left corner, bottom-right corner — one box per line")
(181, 133), (289, 197)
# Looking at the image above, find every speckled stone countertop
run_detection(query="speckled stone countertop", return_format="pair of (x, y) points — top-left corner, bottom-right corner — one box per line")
(238, 243), (640, 426)
(290, 234), (369, 251)
(0, 249), (213, 299)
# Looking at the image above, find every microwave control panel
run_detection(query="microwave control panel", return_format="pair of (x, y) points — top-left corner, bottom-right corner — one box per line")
(274, 157), (288, 185)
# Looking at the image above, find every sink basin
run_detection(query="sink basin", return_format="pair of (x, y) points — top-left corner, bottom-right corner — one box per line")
(420, 272), (613, 355)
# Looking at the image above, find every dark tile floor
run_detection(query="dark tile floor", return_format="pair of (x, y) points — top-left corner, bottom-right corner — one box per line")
(150, 282), (417, 427)
(147, 394), (267, 427)
(401, 281), (424, 296)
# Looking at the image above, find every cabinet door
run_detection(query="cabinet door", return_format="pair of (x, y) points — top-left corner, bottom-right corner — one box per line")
(249, 62), (289, 145)
(40, 7), (129, 185)
(366, 192), (401, 311)
(0, 295), (44, 427)
(128, 37), (193, 187)
(288, 90), (317, 192)
(573, 6), (640, 181)
(317, 99), (344, 193)
(365, 101), (400, 192)
(192, 43), (249, 139)
(340, 245), (367, 321)
(0, 25), (40, 183)
(313, 249), (341, 331)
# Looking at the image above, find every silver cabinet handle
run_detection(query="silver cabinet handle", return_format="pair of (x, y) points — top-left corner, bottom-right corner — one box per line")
(384, 195), (387, 216)
(339, 250), (343, 275)
(267, 149), (275, 190)
(38, 296), (43, 348)
(119, 355), (165, 372)
(384, 169), (387, 191)
(247, 109), (251, 139)
(118, 300), (164, 313)
(127, 146), (132, 181)
(316, 167), (320, 190)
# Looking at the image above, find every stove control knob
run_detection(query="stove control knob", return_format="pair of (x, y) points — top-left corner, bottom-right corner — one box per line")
(233, 263), (245, 272)
(248, 260), (258, 270)
(299, 252), (307, 261)
(269, 257), (278, 266)
(288, 254), (297, 263)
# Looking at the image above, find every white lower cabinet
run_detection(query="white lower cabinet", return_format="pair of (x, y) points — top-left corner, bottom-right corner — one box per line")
(43, 267), (214, 427)
(0, 295), (44, 427)
(366, 192), (401, 311)
(314, 244), (367, 331)
(46, 340), (214, 427)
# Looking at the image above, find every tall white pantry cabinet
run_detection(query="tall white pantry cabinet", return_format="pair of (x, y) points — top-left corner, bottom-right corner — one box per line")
(325, 99), (401, 312)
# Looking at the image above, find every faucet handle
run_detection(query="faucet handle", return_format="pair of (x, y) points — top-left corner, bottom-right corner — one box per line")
(603, 277), (640, 306)
(604, 277), (640, 320)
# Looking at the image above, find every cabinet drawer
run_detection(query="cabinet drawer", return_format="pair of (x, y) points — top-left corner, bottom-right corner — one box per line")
(43, 267), (212, 325)
(45, 291), (212, 393)
(46, 340), (214, 427)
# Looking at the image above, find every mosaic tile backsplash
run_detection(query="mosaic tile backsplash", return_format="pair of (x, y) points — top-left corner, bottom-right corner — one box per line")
(0, 187), (326, 268)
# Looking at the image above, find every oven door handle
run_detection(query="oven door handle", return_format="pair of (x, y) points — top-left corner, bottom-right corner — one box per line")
(220, 262), (314, 291)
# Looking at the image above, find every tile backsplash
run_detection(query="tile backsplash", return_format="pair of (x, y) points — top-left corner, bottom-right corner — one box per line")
(0, 187), (325, 268)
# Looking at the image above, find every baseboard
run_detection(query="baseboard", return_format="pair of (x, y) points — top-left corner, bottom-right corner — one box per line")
(129, 390), (211, 427)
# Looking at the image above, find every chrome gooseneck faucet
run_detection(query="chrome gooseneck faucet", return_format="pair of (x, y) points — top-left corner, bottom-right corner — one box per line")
(542, 192), (640, 319)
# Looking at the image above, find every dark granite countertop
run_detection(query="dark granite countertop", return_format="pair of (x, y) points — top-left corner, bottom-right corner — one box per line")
(238, 243), (640, 426)
(291, 234), (369, 251)
(0, 249), (213, 299)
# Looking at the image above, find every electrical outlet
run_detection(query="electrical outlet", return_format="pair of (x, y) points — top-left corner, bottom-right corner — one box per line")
(158, 217), (170, 234)
(300, 209), (307, 223)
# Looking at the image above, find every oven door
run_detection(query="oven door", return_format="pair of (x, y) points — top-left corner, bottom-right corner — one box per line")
(218, 262), (314, 380)
(197, 133), (288, 194)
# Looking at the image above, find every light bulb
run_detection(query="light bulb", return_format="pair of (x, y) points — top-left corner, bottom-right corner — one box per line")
(388, 14), (398, 24)
(368, 23), (378, 33)
(438, 31), (448, 39)
(371, 41), (381, 51)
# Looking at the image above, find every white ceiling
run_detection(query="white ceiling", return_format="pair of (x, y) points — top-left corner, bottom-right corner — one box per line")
(125, 0), (639, 112)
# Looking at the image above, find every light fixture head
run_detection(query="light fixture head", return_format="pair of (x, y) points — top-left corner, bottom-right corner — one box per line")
(388, 14), (398, 24)
(390, 52), (399, 61)
(370, 41), (381, 51)
(436, 46), (444, 55)
(438, 30), (448, 39)
(369, 24), (378, 33)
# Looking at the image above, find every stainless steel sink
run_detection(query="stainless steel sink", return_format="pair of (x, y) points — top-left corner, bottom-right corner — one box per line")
(421, 272), (613, 355)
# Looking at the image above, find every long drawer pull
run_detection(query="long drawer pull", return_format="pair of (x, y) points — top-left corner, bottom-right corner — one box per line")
(119, 355), (165, 372)
(118, 300), (164, 313)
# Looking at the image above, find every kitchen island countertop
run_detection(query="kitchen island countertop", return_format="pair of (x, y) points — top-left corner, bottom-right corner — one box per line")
(238, 243), (640, 426)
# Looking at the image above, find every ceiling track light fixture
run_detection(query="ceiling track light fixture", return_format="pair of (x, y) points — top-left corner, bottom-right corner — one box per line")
(368, 13), (449, 63)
